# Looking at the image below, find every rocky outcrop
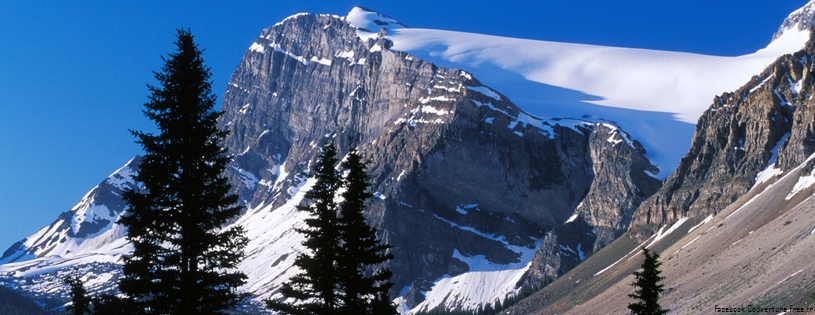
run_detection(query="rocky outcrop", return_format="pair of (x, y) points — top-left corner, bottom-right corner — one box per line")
(630, 30), (815, 241)
(518, 123), (660, 286)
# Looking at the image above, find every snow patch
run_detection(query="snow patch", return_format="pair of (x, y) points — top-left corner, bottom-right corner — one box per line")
(309, 56), (332, 66)
(687, 215), (714, 234)
(786, 170), (815, 200)
(231, 166), (259, 190)
(420, 105), (451, 115)
(249, 42), (265, 54)
(645, 217), (688, 249)
(754, 133), (790, 187)
(411, 240), (541, 313)
(466, 86), (502, 101)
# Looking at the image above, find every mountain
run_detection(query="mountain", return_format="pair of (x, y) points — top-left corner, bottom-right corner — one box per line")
(504, 9), (815, 315)
(2, 4), (814, 314)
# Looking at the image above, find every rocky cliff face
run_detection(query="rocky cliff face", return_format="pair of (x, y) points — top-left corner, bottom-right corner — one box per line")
(220, 9), (660, 310)
(629, 29), (815, 241)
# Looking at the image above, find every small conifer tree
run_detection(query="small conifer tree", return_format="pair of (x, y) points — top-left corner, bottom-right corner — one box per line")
(63, 275), (90, 315)
(628, 247), (669, 315)
(267, 142), (342, 315)
(336, 145), (396, 315)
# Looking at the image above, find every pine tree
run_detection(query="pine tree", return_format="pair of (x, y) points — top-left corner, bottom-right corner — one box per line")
(336, 145), (396, 315)
(267, 142), (342, 315)
(63, 276), (91, 315)
(119, 29), (248, 315)
(627, 247), (669, 315)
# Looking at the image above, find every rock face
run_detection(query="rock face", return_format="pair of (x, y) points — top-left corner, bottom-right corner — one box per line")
(629, 30), (815, 241)
(519, 125), (660, 286)
(220, 9), (659, 309)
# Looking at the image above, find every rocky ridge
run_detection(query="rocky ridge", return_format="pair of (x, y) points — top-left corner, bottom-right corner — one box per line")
(629, 28), (815, 242)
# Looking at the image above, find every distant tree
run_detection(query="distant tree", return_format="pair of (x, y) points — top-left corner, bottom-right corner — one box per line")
(119, 29), (248, 314)
(267, 142), (342, 315)
(63, 276), (90, 315)
(628, 247), (669, 315)
(336, 145), (396, 315)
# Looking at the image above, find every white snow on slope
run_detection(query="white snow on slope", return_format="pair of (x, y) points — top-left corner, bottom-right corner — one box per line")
(786, 153), (815, 200)
(232, 176), (316, 301)
(646, 217), (689, 249)
(755, 133), (791, 187)
(378, 24), (810, 178)
(410, 242), (541, 314)
(0, 221), (131, 278)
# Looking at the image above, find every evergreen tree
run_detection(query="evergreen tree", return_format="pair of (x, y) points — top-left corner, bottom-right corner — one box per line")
(267, 142), (342, 315)
(336, 145), (396, 315)
(628, 247), (669, 315)
(63, 276), (90, 315)
(119, 29), (248, 315)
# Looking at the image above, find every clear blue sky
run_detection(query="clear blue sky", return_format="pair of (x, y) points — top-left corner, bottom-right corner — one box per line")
(0, 0), (808, 249)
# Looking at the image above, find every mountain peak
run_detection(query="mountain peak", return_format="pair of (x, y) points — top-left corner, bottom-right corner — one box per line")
(345, 6), (407, 32)
(773, 0), (815, 40)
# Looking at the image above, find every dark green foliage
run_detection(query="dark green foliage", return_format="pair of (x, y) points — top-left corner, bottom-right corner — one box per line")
(0, 285), (46, 315)
(628, 247), (669, 315)
(63, 276), (90, 315)
(119, 29), (248, 315)
(267, 143), (396, 315)
(336, 146), (397, 315)
(267, 143), (342, 315)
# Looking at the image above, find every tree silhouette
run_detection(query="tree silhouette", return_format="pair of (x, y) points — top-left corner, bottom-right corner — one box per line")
(267, 142), (342, 315)
(267, 142), (396, 315)
(63, 276), (90, 315)
(336, 145), (396, 315)
(628, 247), (668, 315)
(119, 29), (247, 314)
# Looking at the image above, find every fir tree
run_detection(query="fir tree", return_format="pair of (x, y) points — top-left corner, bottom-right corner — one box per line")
(267, 142), (342, 315)
(119, 29), (248, 315)
(336, 145), (396, 315)
(267, 142), (397, 315)
(63, 276), (90, 315)
(628, 247), (669, 315)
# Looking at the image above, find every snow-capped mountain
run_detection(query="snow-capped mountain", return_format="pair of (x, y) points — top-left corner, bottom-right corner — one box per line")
(506, 22), (815, 314)
(2, 3), (815, 314)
